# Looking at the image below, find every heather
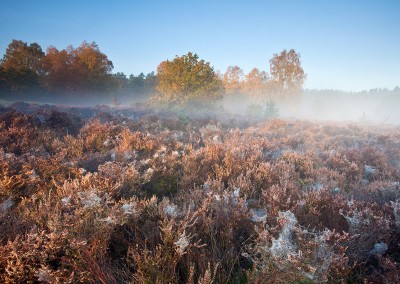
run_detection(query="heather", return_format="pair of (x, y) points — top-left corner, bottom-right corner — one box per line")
(0, 104), (399, 283)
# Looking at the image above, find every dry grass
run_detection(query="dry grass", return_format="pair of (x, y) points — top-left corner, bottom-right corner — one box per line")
(0, 104), (399, 283)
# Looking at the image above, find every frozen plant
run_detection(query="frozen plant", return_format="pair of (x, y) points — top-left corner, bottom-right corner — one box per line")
(164, 204), (178, 217)
(202, 182), (210, 191)
(37, 267), (52, 282)
(123, 151), (132, 160)
(122, 203), (135, 215)
(233, 187), (240, 197)
(78, 191), (101, 209)
(0, 197), (14, 213)
(390, 199), (400, 226)
(269, 211), (298, 260)
(313, 182), (323, 191)
(340, 209), (364, 232)
(364, 165), (376, 178)
(61, 196), (71, 207)
(144, 168), (154, 179)
(369, 242), (388, 256)
(28, 169), (38, 180)
(99, 216), (115, 224)
(174, 232), (190, 253)
(331, 187), (341, 194)
(250, 208), (267, 223)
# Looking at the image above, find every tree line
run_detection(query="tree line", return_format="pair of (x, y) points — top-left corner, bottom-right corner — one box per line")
(0, 39), (307, 105)
(0, 40), (156, 100)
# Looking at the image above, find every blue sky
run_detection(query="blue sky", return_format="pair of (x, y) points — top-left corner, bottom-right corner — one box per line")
(0, 0), (399, 91)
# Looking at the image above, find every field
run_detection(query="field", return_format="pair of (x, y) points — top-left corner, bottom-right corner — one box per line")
(0, 103), (400, 283)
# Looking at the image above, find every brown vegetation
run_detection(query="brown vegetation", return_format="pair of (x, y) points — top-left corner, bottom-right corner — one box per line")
(0, 104), (399, 283)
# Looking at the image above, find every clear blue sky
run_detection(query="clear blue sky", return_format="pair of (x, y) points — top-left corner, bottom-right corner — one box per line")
(1, 0), (399, 91)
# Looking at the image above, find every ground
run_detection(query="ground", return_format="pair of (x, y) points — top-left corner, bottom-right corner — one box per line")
(0, 103), (399, 283)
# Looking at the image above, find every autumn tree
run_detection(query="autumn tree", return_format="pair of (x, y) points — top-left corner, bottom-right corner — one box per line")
(156, 52), (223, 106)
(42, 41), (113, 94)
(243, 68), (269, 97)
(269, 49), (306, 96)
(42, 46), (73, 92)
(0, 39), (45, 91)
(222, 65), (244, 94)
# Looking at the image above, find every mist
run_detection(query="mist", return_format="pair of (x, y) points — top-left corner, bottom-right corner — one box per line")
(222, 89), (400, 125)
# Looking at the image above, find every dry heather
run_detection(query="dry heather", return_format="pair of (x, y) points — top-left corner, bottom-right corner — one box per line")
(0, 104), (399, 283)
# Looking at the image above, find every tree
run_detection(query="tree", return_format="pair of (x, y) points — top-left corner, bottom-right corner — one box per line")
(156, 52), (223, 106)
(42, 46), (74, 92)
(1, 40), (44, 73)
(222, 65), (244, 94)
(72, 41), (113, 92)
(1, 39), (45, 91)
(269, 49), (306, 96)
(243, 68), (269, 97)
(42, 41), (113, 94)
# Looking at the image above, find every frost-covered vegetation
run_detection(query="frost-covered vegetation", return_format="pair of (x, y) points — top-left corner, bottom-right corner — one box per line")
(0, 103), (400, 283)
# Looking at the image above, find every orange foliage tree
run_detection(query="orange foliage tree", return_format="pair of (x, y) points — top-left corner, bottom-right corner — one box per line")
(269, 49), (306, 97)
(42, 41), (114, 94)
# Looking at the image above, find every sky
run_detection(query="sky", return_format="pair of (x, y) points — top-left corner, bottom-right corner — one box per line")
(0, 0), (399, 91)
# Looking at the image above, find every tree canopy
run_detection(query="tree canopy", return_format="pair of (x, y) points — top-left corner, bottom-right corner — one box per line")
(155, 52), (223, 106)
(42, 41), (114, 93)
(243, 68), (269, 97)
(1, 40), (45, 91)
(222, 65), (244, 94)
(0, 39), (310, 106)
(269, 49), (306, 96)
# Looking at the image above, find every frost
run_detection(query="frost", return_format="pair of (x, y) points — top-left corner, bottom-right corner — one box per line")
(145, 168), (154, 179)
(364, 165), (376, 178)
(5, 153), (14, 159)
(0, 197), (14, 212)
(122, 203), (135, 215)
(245, 198), (257, 207)
(175, 232), (190, 253)
(331, 187), (341, 194)
(99, 216), (115, 224)
(269, 211), (298, 260)
(250, 208), (267, 222)
(340, 209), (371, 233)
(233, 187), (240, 197)
(103, 139), (110, 146)
(111, 152), (116, 161)
(37, 267), (51, 282)
(123, 151), (132, 160)
(36, 114), (46, 124)
(78, 191), (101, 209)
(28, 169), (38, 180)
(390, 199), (400, 226)
(61, 196), (71, 207)
(369, 242), (388, 256)
(214, 194), (221, 202)
(164, 204), (178, 217)
(312, 182), (323, 191)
